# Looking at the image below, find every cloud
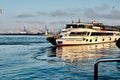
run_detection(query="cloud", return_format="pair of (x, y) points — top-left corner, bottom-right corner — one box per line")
(37, 12), (49, 16)
(83, 6), (120, 20)
(16, 4), (120, 25)
(95, 4), (110, 11)
(83, 8), (99, 19)
(50, 10), (73, 17)
(16, 20), (45, 25)
(49, 21), (69, 24)
(15, 14), (36, 18)
(37, 10), (75, 17)
(101, 10), (120, 20)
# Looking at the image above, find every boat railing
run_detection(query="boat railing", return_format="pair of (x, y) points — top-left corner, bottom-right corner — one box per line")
(94, 58), (120, 80)
(94, 38), (120, 80)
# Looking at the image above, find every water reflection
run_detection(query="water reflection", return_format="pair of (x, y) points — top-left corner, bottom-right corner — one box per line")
(48, 43), (116, 63)
(116, 56), (120, 71)
(47, 46), (56, 57)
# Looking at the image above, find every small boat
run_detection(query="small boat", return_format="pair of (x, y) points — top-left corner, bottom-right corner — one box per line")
(47, 20), (120, 46)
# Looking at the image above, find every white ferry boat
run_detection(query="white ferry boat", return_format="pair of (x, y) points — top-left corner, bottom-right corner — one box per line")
(47, 21), (120, 46)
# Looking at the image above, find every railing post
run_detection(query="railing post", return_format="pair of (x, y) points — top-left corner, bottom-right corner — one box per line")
(94, 63), (98, 80)
(94, 58), (120, 80)
(94, 38), (120, 80)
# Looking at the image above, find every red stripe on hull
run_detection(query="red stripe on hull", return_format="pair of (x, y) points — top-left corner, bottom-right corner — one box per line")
(56, 41), (116, 47)
(56, 44), (92, 47)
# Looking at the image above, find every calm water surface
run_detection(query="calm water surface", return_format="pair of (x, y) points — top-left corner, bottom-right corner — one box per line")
(0, 35), (120, 80)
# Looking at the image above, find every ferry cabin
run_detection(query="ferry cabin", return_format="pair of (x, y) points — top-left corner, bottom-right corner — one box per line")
(56, 23), (120, 46)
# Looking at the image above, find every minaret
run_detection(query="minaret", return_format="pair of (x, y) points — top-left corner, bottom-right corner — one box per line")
(0, 8), (2, 14)
(23, 26), (27, 32)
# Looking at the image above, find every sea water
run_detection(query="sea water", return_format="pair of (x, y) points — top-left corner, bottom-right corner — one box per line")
(0, 35), (120, 80)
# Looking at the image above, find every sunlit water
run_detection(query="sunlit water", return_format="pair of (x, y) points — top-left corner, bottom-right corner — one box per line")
(0, 35), (120, 80)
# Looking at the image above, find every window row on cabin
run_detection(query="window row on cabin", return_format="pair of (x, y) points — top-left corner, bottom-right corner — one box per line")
(69, 32), (114, 36)
(69, 32), (88, 36)
(66, 25), (86, 28)
(90, 32), (113, 36)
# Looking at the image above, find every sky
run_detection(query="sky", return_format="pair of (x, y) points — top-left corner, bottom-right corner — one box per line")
(0, 0), (120, 32)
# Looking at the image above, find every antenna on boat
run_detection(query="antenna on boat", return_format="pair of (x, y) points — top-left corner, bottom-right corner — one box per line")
(72, 20), (74, 23)
(78, 19), (80, 23)
(71, 16), (74, 23)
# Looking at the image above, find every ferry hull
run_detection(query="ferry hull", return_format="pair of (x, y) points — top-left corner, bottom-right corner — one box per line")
(56, 41), (115, 47)
(47, 36), (119, 47)
(47, 37), (56, 45)
(55, 36), (119, 47)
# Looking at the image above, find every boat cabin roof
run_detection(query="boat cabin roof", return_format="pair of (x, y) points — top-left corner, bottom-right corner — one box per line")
(66, 23), (93, 29)
(65, 22), (120, 31)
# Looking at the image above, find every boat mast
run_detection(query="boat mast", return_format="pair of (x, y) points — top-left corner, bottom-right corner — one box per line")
(78, 19), (80, 23)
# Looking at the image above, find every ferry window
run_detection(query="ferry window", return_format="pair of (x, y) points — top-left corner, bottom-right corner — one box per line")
(66, 24), (77, 28)
(78, 25), (85, 28)
(109, 38), (111, 40)
(83, 38), (86, 41)
(66, 24), (86, 28)
(106, 33), (113, 36)
(90, 39), (92, 42)
(91, 33), (95, 36)
(69, 32), (87, 36)
(66, 25), (70, 28)
(76, 32), (86, 36)
(91, 32), (97, 36)
(66, 25), (72, 28)
(95, 39), (97, 41)
(86, 39), (88, 41)
(72, 25), (78, 28)
(91, 32), (113, 36)
(115, 33), (120, 36)
(69, 32), (76, 36)
(86, 25), (92, 29)
(87, 32), (90, 36)
(102, 39), (104, 41)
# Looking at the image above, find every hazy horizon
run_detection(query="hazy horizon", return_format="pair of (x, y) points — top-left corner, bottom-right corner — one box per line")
(0, 0), (120, 32)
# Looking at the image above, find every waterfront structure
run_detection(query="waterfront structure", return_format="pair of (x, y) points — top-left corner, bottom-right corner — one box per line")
(47, 21), (120, 46)
(0, 8), (2, 14)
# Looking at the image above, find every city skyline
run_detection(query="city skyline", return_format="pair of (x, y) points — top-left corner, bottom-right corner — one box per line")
(0, 0), (120, 32)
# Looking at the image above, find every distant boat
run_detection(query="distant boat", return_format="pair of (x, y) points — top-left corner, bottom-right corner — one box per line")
(47, 20), (120, 46)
